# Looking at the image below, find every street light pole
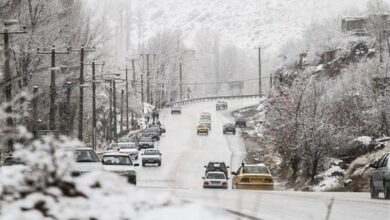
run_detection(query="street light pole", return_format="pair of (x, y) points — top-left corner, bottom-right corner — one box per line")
(108, 81), (113, 142)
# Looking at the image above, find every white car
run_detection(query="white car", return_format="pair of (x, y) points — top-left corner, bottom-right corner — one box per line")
(199, 119), (211, 130)
(70, 148), (103, 176)
(115, 142), (139, 160)
(101, 152), (139, 185)
(202, 171), (228, 189)
(200, 112), (211, 121)
(142, 149), (162, 166)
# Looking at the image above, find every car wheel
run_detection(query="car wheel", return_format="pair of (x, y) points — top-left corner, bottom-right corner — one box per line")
(384, 181), (390, 200)
(370, 180), (379, 199)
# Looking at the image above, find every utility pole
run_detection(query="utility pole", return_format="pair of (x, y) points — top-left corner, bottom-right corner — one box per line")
(85, 61), (104, 149)
(146, 54), (150, 103)
(113, 80), (118, 142)
(32, 86), (39, 139)
(66, 82), (71, 135)
(257, 47), (262, 96)
(120, 89), (124, 135)
(131, 59), (137, 127)
(119, 65), (132, 132)
(69, 45), (95, 141)
(108, 81), (113, 142)
(37, 46), (70, 131)
(1, 20), (26, 152)
(270, 73), (273, 90)
(141, 73), (144, 109)
(179, 62), (183, 100)
(140, 53), (156, 104)
(92, 62), (96, 149)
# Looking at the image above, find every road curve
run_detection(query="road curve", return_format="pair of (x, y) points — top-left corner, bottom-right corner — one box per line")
(137, 99), (390, 220)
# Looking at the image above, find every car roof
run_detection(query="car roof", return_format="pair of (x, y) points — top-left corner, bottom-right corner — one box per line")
(206, 171), (226, 175)
(244, 163), (266, 167)
(102, 152), (130, 156)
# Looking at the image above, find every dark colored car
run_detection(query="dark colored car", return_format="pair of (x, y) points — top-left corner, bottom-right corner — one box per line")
(143, 127), (160, 141)
(216, 101), (228, 110)
(171, 106), (181, 114)
(235, 116), (246, 128)
(2, 156), (25, 166)
(142, 149), (162, 166)
(138, 136), (154, 149)
(204, 162), (229, 178)
(223, 123), (236, 134)
(369, 152), (390, 199)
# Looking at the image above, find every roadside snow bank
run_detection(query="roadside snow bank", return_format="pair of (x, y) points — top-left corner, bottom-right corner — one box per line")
(0, 136), (231, 220)
(313, 165), (345, 192)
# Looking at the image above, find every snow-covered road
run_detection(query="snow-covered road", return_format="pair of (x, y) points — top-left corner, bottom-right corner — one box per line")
(137, 98), (390, 220)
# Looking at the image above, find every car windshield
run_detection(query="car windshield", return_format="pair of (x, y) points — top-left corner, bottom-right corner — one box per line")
(102, 155), (133, 165)
(206, 173), (226, 179)
(118, 143), (137, 149)
(243, 166), (270, 174)
(140, 137), (152, 141)
(3, 157), (25, 166)
(225, 123), (234, 127)
(208, 163), (226, 168)
(144, 150), (160, 155)
(75, 150), (100, 162)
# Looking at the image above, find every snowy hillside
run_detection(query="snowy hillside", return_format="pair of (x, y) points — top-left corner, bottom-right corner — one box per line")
(136, 0), (369, 51)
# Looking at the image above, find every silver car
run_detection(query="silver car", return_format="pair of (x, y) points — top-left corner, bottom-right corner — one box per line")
(202, 171), (228, 189)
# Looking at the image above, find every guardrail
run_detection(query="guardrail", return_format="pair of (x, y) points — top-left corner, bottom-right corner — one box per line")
(164, 94), (261, 107)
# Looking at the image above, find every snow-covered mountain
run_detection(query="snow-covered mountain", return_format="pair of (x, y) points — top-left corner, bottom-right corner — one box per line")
(136, 0), (369, 52)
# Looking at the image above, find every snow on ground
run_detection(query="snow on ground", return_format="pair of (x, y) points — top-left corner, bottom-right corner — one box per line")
(355, 136), (372, 146)
(0, 137), (232, 220)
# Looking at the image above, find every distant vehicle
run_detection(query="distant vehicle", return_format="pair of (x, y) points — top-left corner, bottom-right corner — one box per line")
(171, 106), (182, 114)
(231, 163), (274, 190)
(118, 137), (132, 143)
(204, 162), (229, 178)
(369, 152), (390, 199)
(116, 142), (139, 160)
(235, 116), (246, 128)
(143, 127), (160, 141)
(216, 101), (228, 110)
(2, 156), (25, 166)
(197, 124), (209, 135)
(101, 152), (139, 185)
(199, 119), (211, 130)
(69, 148), (103, 176)
(138, 136), (154, 149)
(141, 149), (162, 166)
(223, 123), (236, 135)
(202, 171), (228, 189)
(149, 125), (166, 135)
(200, 112), (211, 121)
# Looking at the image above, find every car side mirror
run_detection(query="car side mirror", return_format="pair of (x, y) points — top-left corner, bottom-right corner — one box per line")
(204, 165), (207, 168)
(160, 153), (162, 155)
(369, 163), (378, 168)
(231, 172), (236, 175)
(227, 166), (230, 168)
(134, 163), (139, 167)
(202, 177), (205, 179)
(141, 153), (144, 156)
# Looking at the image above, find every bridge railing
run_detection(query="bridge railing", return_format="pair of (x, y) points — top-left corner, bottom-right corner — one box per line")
(164, 94), (261, 107)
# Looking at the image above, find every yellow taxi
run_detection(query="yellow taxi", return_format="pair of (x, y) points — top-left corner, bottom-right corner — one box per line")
(231, 163), (274, 190)
(197, 124), (209, 135)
